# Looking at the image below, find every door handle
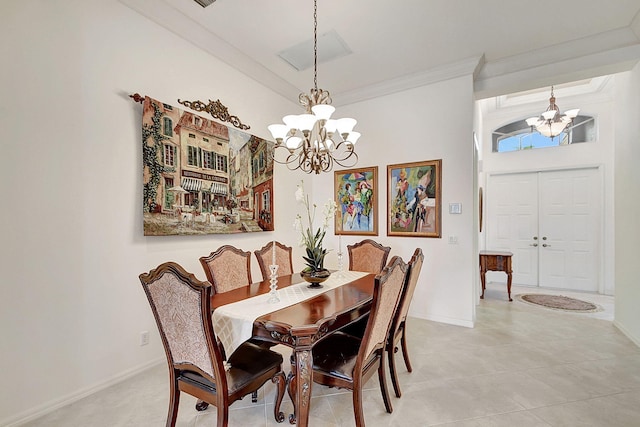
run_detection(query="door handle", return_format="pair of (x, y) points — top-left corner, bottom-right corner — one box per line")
(530, 243), (538, 247)
(542, 243), (551, 247)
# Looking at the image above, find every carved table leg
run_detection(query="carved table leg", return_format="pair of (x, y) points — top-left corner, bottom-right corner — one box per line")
(480, 268), (486, 299)
(286, 354), (297, 424)
(288, 348), (312, 426)
(507, 271), (513, 301)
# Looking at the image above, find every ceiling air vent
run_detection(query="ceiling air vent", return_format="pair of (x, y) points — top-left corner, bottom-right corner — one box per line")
(194, 0), (216, 7)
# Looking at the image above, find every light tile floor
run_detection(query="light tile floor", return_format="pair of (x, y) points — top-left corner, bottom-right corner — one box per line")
(21, 282), (640, 426)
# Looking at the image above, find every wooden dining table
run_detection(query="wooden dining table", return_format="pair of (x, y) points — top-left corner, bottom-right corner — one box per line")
(211, 271), (376, 426)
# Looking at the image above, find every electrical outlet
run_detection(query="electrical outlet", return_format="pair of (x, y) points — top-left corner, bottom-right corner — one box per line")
(448, 235), (458, 244)
(140, 331), (149, 346)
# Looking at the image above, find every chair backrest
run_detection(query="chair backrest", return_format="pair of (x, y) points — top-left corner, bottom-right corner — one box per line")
(200, 245), (252, 293)
(391, 248), (424, 334)
(359, 256), (408, 364)
(254, 241), (294, 280)
(138, 262), (226, 386)
(347, 239), (391, 274)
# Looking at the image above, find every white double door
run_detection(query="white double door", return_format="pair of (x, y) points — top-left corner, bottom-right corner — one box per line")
(486, 168), (601, 292)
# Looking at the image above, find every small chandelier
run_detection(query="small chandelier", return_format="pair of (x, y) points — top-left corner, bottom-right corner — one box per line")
(525, 86), (580, 139)
(268, 0), (360, 174)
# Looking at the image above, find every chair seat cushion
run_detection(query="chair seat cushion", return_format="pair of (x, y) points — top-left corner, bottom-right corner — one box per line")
(226, 341), (283, 394)
(338, 315), (368, 338)
(227, 341), (283, 373)
(312, 331), (362, 381)
(179, 370), (217, 394)
(178, 341), (283, 397)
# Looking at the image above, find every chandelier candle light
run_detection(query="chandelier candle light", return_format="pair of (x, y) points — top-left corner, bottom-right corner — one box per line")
(525, 86), (579, 139)
(268, 0), (360, 174)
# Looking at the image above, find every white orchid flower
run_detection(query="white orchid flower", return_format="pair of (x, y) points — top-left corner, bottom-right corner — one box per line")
(295, 181), (305, 203)
(321, 200), (337, 229)
(292, 181), (336, 271)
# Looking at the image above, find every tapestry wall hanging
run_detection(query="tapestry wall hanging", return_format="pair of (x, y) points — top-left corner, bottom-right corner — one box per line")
(387, 159), (442, 238)
(141, 96), (274, 236)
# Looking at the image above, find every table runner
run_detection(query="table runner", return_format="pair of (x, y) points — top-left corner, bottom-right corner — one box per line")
(212, 270), (368, 356)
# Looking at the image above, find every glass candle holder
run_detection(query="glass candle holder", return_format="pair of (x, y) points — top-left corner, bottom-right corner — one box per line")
(267, 264), (280, 303)
(336, 250), (345, 278)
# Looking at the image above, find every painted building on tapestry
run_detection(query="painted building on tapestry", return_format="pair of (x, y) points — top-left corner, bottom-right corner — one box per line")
(175, 111), (230, 213)
(141, 96), (274, 236)
(230, 138), (253, 212)
(250, 136), (274, 231)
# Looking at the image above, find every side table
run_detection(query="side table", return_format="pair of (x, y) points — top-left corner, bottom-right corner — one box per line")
(479, 250), (513, 301)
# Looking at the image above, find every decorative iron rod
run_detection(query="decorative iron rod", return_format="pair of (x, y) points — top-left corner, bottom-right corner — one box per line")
(128, 93), (250, 130)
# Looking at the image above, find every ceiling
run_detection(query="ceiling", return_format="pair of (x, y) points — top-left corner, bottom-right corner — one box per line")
(121, 0), (640, 104)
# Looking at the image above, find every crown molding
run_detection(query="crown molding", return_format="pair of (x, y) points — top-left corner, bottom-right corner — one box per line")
(334, 56), (484, 107)
(474, 27), (640, 99)
(475, 43), (640, 100)
(119, 0), (301, 103)
(121, 0), (640, 107)
(632, 8), (640, 39)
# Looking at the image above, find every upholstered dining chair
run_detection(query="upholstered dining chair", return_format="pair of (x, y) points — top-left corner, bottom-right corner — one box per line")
(347, 239), (391, 274)
(311, 256), (408, 426)
(387, 247), (424, 398)
(200, 245), (252, 294)
(138, 262), (286, 427)
(254, 241), (294, 281)
(200, 245), (271, 406)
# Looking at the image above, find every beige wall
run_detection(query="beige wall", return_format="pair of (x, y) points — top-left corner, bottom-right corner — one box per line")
(317, 76), (477, 326)
(613, 62), (640, 347)
(0, 1), (302, 424)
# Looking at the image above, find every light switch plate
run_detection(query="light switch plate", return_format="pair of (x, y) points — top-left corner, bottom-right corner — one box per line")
(449, 203), (462, 214)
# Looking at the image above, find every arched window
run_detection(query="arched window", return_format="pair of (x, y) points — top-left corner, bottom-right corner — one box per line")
(492, 115), (595, 152)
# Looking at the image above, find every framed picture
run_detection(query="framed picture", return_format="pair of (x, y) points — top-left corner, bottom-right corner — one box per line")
(334, 166), (378, 235)
(387, 159), (442, 237)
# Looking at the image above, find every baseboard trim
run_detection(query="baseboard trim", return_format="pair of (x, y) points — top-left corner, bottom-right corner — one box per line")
(2, 357), (164, 427)
(409, 313), (474, 328)
(613, 320), (640, 348)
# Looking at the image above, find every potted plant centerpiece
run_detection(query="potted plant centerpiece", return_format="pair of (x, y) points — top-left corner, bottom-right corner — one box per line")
(294, 180), (337, 287)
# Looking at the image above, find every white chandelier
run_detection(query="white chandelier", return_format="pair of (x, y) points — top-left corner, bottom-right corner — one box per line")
(268, 0), (360, 174)
(525, 86), (579, 139)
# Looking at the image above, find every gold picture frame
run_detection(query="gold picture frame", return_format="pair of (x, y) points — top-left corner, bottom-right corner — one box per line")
(334, 166), (378, 235)
(387, 159), (442, 237)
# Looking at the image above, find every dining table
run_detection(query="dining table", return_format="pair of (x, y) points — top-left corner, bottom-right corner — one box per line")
(211, 270), (376, 426)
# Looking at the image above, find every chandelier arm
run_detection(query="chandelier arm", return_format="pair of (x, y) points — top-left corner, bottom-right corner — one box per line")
(272, 150), (302, 170)
(333, 151), (359, 169)
(301, 146), (318, 174)
(330, 141), (359, 160)
(330, 151), (356, 164)
(320, 153), (332, 173)
(333, 152), (358, 166)
(300, 155), (315, 173)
